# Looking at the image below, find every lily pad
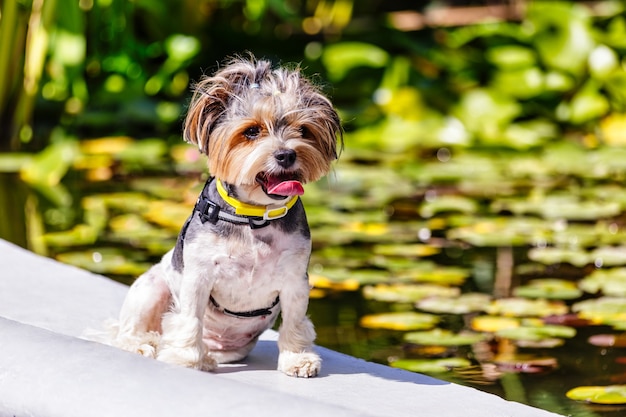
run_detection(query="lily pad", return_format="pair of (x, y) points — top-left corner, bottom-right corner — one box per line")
(143, 200), (191, 230)
(527, 247), (589, 267)
(579, 268), (626, 296)
(417, 293), (492, 314)
(55, 248), (151, 277)
(590, 246), (626, 267)
(309, 272), (361, 292)
(372, 243), (440, 258)
(394, 264), (470, 286)
(448, 217), (548, 247)
(404, 329), (486, 346)
(513, 279), (583, 300)
(572, 297), (626, 328)
(360, 311), (439, 331)
(419, 195), (479, 218)
(496, 324), (576, 341)
(566, 385), (626, 404)
(390, 357), (471, 373)
(44, 224), (99, 247)
(363, 284), (460, 303)
(471, 316), (520, 333)
(484, 298), (568, 317)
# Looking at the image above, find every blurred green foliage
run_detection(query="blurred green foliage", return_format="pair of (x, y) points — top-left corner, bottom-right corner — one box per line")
(2, 0), (626, 155)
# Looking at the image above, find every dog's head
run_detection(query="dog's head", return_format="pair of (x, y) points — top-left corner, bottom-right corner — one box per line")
(183, 56), (342, 203)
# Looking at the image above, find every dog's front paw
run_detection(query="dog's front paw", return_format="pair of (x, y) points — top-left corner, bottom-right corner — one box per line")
(157, 345), (217, 371)
(278, 351), (321, 378)
(111, 331), (160, 358)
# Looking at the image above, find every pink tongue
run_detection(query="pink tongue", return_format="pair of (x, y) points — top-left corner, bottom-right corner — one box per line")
(267, 180), (304, 196)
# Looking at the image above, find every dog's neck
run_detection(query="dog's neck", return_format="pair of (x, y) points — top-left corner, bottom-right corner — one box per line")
(217, 179), (295, 209)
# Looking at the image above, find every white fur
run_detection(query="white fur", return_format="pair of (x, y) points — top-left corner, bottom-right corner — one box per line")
(101, 207), (320, 377)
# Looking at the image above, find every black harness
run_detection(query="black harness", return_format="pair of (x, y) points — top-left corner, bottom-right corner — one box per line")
(177, 177), (281, 319)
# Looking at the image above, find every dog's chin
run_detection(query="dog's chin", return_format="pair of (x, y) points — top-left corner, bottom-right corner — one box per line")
(255, 172), (305, 200)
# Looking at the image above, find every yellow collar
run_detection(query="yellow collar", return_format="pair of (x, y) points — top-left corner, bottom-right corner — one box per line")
(216, 179), (298, 220)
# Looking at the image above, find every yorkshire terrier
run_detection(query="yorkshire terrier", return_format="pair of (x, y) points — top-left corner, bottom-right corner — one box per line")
(103, 56), (341, 377)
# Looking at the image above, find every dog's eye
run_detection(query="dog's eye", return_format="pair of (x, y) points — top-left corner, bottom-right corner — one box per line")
(243, 126), (261, 140)
(298, 126), (309, 138)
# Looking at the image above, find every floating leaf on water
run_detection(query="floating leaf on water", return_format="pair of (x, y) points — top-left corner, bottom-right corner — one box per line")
(404, 329), (486, 346)
(485, 298), (568, 317)
(566, 385), (626, 404)
(44, 224), (99, 247)
(448, 217), (547, 247)
(579, 268), (626, 296)
(363, 284), (459, 303)
(82, 196), (108, 231)
(0, 153), (33, 173)
(395, 263), (470, 286)
(97, 192), (152, 213)
(143, 200), (191, 230)
(419, 195), (479, 218)
(390, 357), (471, 373)
(550, 223), (604, 248)
(471, 316), (520, 333)
(513, 279), (583, 300)
(55, 248), (151, 276)
(117, 139), (168, 165)
(527, 247), (589, 267)
(417, 293), (492, 314)
(360, 311), (439, 331)
(109, 214), (175, 243)
(572, 297), (626, 328)
(20, 140), (79, 186)
(496, 324), (576, 341)
(80, 136), (133, 154)
(372, 243), (440, 258)
(590, 246), (626, 267)
(129, 177), (197, 202)
(309, 273), (360, 292)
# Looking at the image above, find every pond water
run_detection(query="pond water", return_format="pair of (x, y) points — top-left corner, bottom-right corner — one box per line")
(3, 137), (626, 417)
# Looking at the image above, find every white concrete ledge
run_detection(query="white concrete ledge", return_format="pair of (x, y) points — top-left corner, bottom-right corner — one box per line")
(0, 239), (564, 417)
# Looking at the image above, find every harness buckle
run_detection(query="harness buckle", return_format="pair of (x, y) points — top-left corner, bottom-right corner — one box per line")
(263, 205), (289, 221)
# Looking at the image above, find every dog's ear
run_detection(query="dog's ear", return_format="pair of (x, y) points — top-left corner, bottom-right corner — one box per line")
(183, 58), (270, 154)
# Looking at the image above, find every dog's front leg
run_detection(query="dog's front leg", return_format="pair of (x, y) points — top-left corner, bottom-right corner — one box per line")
(156, 272), (216, 371)
(277, 273), (321, 378)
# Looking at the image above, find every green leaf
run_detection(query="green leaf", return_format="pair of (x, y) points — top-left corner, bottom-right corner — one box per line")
(485, 45), (536, 69)
(391, 357), (471, 373)
(363, 284), (459, 304)
(496, 324), (576, 341)
(417, 293), (491, 314)
(404, 329), (486, 346)
(20, 140), (79, 186)
(580, 268), (626, 296)
(567, 385), (626, 404)
(513, 279), (583, 300)
(360, 311), (439, 331)
(321, 42), (389, 81)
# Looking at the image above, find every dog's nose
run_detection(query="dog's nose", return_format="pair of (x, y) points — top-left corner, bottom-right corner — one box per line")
(274, 149), (297, 168)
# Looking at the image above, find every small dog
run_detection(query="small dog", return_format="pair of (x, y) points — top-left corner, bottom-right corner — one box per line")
(104, 56), (341, 378)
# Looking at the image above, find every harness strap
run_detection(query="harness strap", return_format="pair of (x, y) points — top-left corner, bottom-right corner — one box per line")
(210, 295), (280, 318)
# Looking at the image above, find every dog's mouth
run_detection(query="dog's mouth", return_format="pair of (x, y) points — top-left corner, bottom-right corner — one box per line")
(256, 172), (304, 197)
